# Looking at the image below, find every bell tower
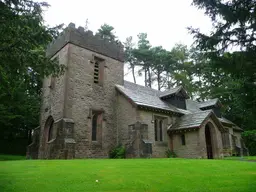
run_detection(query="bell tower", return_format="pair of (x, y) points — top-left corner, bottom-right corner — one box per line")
(36, 23), (124, 159)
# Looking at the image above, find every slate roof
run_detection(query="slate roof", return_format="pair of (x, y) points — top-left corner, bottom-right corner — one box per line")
(169, 110), (212, 131)
(219, 117), (243, 131)
(159, 86), (189, 99)
(233, 126), (244, 131)
(115, 81), (185, 114)
(186, 99), (202, 112)
(159, 86), (181, 97)
(219, 117), (234, 125)
(198, 98), (220, 109)
(115, 81), (238, 131)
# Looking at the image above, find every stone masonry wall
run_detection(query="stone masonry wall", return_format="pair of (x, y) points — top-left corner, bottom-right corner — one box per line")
(233, 131), (242, 148)
(137, 110), (178, 157)
(116, 92), (138, 146)
(172, 117), (224, 159)
(199, 118), (224, 159)
(115, 93), (181, 158)
(38, 44), (70, 158)
(46, 23), (124, 62)
(66, 44), (124, 158)
(172, 131), (201, 158)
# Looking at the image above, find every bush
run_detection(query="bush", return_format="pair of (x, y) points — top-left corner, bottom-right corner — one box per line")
(242, 130), (256, 156)
(109, 144), (126, 159)
(165, 149), (177, 158)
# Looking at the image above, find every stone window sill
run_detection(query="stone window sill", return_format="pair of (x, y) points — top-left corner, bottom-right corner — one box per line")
(155, 141), (168, 146)
(91, 141), (102, 146)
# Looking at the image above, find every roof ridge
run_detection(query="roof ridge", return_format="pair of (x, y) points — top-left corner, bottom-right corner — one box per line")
(123, 80), (161, 93)
(186, 109), (212, 115)
(199, 98), (219, 103)
(198, 98), (221, 109)
(123, 80), (182, 94)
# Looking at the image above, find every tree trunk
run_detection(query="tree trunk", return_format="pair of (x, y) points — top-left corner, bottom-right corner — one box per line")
(28, 129), (32, 145)
(132, 66), (136, 84)
(144, 68), (147, 87)
(147, 67), (152, 88)
(166, 71), (171, 89)
(157, 70), (161, 90)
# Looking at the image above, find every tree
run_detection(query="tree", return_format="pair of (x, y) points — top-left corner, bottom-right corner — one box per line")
(132, 33), (153, 87)
(0, 0), (64, 154)
(150, 46), (171, 90)
(124, 36), (137, 84)
(96, 23), (117, 42)
(188, 0), (256, 131)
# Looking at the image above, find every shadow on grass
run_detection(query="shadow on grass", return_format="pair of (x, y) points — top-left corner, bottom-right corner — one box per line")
(224, 156), (256, 162)
(0, 154), (26, 161)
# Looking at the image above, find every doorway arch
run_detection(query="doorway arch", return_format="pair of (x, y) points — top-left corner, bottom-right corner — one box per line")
(44, 116), (54, 142)
(205, 124), (213, 159)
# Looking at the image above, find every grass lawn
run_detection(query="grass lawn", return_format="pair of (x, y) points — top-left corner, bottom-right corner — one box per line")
(0, 158), (256, 192)
(224, 156), (256, 161)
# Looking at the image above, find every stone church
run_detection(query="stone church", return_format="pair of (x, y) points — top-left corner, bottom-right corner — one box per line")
(27, 23), (246, 159)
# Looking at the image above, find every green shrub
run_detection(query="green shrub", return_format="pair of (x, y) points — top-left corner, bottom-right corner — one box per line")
(165, 149), (177, 158)
(109, 144), (126, 159)
(242, 130), (256, 156)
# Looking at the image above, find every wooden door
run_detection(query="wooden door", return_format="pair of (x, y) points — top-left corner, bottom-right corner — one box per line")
(205, 125), (213, 159)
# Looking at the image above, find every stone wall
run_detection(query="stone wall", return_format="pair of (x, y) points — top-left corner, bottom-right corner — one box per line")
(38, 23), (124, 159)
(115, 93), (182, 158)
(137, 110), (178, 158)
(38, 44), (70, 158)
(46, 23), (124, 62)
(199, 118), (224, 159)
(65, 44), (123, 158)
(172, 131), (201, 158)
(172, 117), (224, 159)
(38, 118), (75, 159)
(221, 126), (233, 156)
(233, 131), (242, 148)
(27, 126), (40, 159)
(116, 92), (138, 146)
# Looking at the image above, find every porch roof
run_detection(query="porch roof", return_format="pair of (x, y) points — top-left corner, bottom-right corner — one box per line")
(168, 110), (224, 132)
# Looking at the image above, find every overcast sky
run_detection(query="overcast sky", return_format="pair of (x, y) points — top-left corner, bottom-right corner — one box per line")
(44, 0), (212, 86)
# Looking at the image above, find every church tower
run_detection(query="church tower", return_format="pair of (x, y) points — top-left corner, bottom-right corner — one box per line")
(37, 23), (124, 159)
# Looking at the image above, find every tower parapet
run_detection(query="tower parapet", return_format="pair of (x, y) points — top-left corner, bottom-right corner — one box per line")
(46, 23), (124, 62)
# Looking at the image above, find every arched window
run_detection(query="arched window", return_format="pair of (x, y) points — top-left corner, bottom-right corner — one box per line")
(48, 120), (54, 141)
(44, 116), (54, 142)
(181, 134), (186, 145)
(154, 117), (165, 142)
(154, 119), (158, 141)
(159, 120), (163, 141)
(92, 113), (98, 141)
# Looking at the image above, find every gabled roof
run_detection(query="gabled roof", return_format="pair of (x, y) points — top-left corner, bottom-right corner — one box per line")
(233, 126), (244, 132)
(115, 81), (239, 132)
(219, 117), (243, 131)
(186, 99), (202, 112)
(115, 81), (188, 114)
(218, 117), (234, 125)
(168, 110), (224, 132)
(160, 86), (189, 99)
(198, 98), (221, 109)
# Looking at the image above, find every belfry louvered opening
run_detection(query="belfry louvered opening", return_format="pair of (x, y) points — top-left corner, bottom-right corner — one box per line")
(94, 61), (99, 84)
(93, 56), (105, 85)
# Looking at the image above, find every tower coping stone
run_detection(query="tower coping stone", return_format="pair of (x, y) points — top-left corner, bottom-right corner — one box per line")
(46, 23), (124, 62)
